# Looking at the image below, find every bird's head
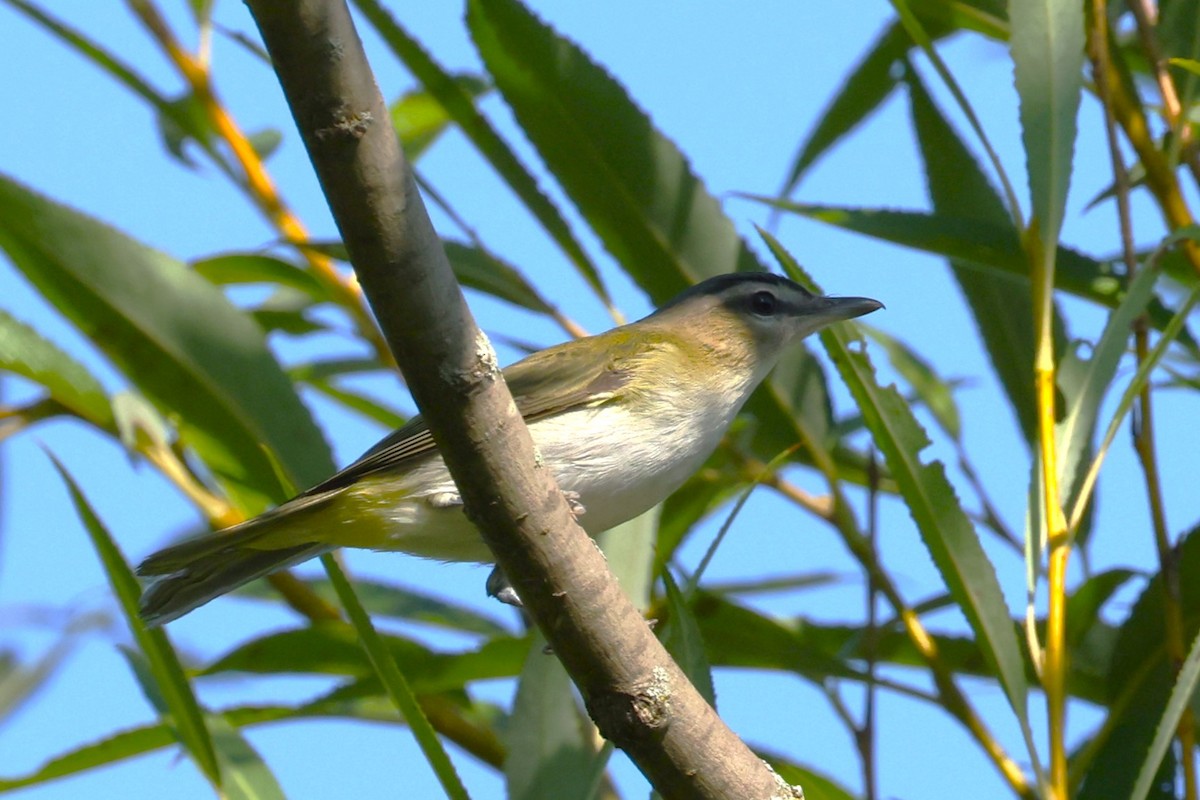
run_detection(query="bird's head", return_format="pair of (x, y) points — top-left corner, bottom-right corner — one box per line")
(645, 272), (882, 384)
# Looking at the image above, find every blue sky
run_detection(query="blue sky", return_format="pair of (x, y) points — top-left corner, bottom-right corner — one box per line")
(1, 3), (1193, 799)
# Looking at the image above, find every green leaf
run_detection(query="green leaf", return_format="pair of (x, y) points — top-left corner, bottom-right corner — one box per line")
(391, 74), (491, 160)
(322, 555), (471, 800)
(763, 232), (1031, 730)
(1010, 0), (1085, 243)
(0, 309), (113, 429)
(442, 241), (556, 314)
(861, 324), (961, 441)
(1073, 524), (1200, 796)
(466, 0), (765, 304)
(1055, 262), (1159, 514)
(235, 576), (509, 638)
(0, 722), (177, 791)
(351, 0), (612, 307)
(48, 456), (221, 785)
(779, 22), (921, 195)
(1131, 627), (1200, 800)
(751, 197), (1188, 339)
(191, 253), (327, 299)
(208, 715), (286, 800)
(778, 1), (1008, 196)
(660, 571), (716, 706)
(596, 505), (659, 613)
(0, 175), (334, 511)
(505, 632), (595, 800)
(203, 624), (528, 693)
(302, 380), (408, 430)
(246, 128), (283, 162)
(759, 750), (857, 800)
(907, 66), (1065, 444)
(3, 1), (236, 178)
(1167, 57), (1200, 77)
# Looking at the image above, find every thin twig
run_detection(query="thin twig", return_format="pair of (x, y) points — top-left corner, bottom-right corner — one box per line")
(125, 0), (394, 367)
(1092, 5), (1198, 795)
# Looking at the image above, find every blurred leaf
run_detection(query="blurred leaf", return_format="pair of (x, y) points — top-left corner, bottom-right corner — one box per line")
(288, 358), (385, 382)
(505, 632), (596, 800)
(759, 750), (857, 800)
(203, 623), (529, 693)
(0, 309), (112, 429)
(302, 380), (408, 430)
(352, 0), (612, 307)
(1074, 524), (1200, 796)
(208, 715), (285, 800)
(1131, 626), (1200, 800)
(764, 233), (1032, 731)
(236, 576), (509, 637)
(1010, 0), (1085, 244)
(655, 447), (743, 568)
(391, 74), (491, 160)
(192, 253), (327, 299)
(1168, 57), (1200, 77)
(779, 22), (923, 195)
(659, 571), (716, 706)
(156, 93), (217, 171)
(706, 571), (843, 597)
(862, 324), (961, 440)
(3, 1), (233, 176)
(1065, 568), (1138, 650)
(443, 241), (556, 314)
(249, 289), (327, 336)
(0, 175), (334, 511)
(1159, 0), (1200, 72)
(596, 505), (659, 613)
(1107, 525), (1200, 705)
(0, 722), (177, 791)
(246, 128), (283, 162)
(691, 593), (872, 684)
(49, 456), (220, 785)
(0, 694), (500, 791)
(321, 555), (470, 800)
(1078, 665), (1177, 800)
(0, 638), (74, 723)
(111, 391), (171, 453)
(908, 0), (1009, 38)
(466, 0), (764, 304)
(908, 66), (1065, 444)
(1055, 263), (1159, 515)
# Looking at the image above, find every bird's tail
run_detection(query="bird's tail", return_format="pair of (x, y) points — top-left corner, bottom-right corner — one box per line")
(137, 517), (330, 627)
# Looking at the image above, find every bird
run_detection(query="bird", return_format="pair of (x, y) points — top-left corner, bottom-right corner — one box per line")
(137, 272), (881, 625)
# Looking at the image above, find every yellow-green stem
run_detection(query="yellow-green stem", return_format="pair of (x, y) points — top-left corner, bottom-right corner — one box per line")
(126, 0), (393, 366)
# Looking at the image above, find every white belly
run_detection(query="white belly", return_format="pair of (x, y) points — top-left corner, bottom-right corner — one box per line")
(353, 396), (738, 563)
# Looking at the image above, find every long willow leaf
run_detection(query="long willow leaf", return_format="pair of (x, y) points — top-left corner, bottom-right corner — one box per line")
(0, 174), (333, 512)
(321, 555), (471, 800)
(761, 231), (1031, 741)
(350, 0), (612, 309)
(47, 457), (221, 786)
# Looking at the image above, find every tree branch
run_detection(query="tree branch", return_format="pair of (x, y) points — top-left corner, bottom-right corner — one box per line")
(242, 2), (796, 797)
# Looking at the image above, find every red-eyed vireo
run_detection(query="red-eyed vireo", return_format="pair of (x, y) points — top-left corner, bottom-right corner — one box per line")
(138, 272), (880, 625)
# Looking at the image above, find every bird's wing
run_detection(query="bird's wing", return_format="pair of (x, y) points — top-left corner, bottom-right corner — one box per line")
(298, 336), (633, 498)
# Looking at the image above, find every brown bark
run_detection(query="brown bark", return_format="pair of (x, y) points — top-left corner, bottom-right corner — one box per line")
(243, 3), (797, 797)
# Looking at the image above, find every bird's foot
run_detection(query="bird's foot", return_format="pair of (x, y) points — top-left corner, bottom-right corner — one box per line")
(562, 490), (586, 518)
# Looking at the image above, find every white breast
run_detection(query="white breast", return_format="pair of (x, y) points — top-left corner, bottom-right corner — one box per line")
(360, 381), (751, 563)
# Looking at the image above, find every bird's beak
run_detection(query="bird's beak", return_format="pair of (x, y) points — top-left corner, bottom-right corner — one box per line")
(815, 296), (884, 323)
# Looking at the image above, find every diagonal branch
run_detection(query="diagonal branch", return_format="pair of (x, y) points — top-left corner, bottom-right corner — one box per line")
(242, 2), (795, 797)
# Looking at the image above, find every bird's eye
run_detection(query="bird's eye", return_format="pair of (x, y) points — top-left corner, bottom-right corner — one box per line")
(750, 290), (778, 316)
